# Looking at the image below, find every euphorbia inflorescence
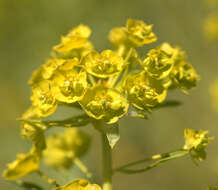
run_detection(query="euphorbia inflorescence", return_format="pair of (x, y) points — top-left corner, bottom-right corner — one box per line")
(2, 19), (212, 190)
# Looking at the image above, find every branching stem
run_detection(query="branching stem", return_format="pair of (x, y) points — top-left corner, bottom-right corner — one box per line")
(114, 149), (188, 174)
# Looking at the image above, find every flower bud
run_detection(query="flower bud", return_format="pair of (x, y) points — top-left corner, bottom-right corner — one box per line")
(126, 19), (157, 47)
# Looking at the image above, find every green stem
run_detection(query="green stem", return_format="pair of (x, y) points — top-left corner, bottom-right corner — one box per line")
(114, 150), (188, 174)
(36, 170), (59, 187)
(74, 157), (93, 180)
(102, 132), (113, 190)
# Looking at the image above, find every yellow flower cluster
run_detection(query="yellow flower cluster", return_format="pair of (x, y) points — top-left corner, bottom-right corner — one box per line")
(184, 128), (213, 161)
(22, 19), (199, 125)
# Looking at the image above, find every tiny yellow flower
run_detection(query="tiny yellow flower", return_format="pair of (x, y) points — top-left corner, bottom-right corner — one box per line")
(204, 14), (218, 41)
(53, 24), (92, 53)
(28, 66), (44, 87)
(124, 71), (167, 109)
(41, 58), (68, 80)
(53, 179), (102, 190)
(83, 50), (125, 78)
(184, 128), (213, 161)
(109, 19), (157, 48)
(80, 85), (129, 124)
(51, 65), (87, 103)
(28, 58), (79, 87)
(30, 80), (57, 117)
(142, 43), (183, 79)
(126, 19), (157, 47)
(210, 78), (218, 112)
(2, 147), (40, 180)
(171, 61), (199, 92)
(43, 128), (90, 169)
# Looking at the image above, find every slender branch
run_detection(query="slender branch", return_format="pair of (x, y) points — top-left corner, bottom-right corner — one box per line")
(88, 74), (96, 85)
(36, 170), (60, 187)
(109, 48), (133, 88)
(74, 157), (93, 180)
(114, 150), (188, 174)
(19, 114), (90, 128)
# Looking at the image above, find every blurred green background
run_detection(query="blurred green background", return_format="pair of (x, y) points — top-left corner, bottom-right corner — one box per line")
(1, 0), (218, 189)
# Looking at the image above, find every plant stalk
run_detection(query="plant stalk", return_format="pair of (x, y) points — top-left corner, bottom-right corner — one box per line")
(101, 132), (113, 190)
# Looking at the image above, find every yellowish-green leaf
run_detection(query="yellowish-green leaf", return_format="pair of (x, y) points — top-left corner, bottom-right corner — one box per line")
(2, 147), (40, 180)
(53, 179), (102, 190)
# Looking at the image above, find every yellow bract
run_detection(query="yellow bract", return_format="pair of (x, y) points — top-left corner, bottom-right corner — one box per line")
(126, 19), (157, 47)
(83, 50), (124, 78)
(42, 58), (71, 80)
(51, 69), (87, 103)
(184, 128), (209, 150)
(210, 79), (218, 112)
(53, 179), (102, 190)
(204, 14), (218, 41)
(2, 147), (40, 180)
(142, 43), (181, 79)
(80, 85), (129, 124)
(183, 128), (213, 161)
(21, 122), (46, 154)
(53, 24), (93, 54)
(43, 128), (90, 169)
(171, 61), (199, 92)
(109, 19), (157, 48)
(109, 27), (128, 47)
(124, 71), (167, 109)
(30, 80), (57, 117)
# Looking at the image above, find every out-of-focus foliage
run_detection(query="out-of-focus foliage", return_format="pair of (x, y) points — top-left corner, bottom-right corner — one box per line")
(204, 14), (218, 41)
(210, 79), (218, 112)
(43, 128), (90, 169)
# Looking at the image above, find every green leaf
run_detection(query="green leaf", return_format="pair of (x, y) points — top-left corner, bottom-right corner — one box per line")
(104, 123), (120, 149)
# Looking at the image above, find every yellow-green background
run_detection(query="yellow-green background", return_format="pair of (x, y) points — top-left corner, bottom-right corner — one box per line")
(0, 0), (218, 189)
